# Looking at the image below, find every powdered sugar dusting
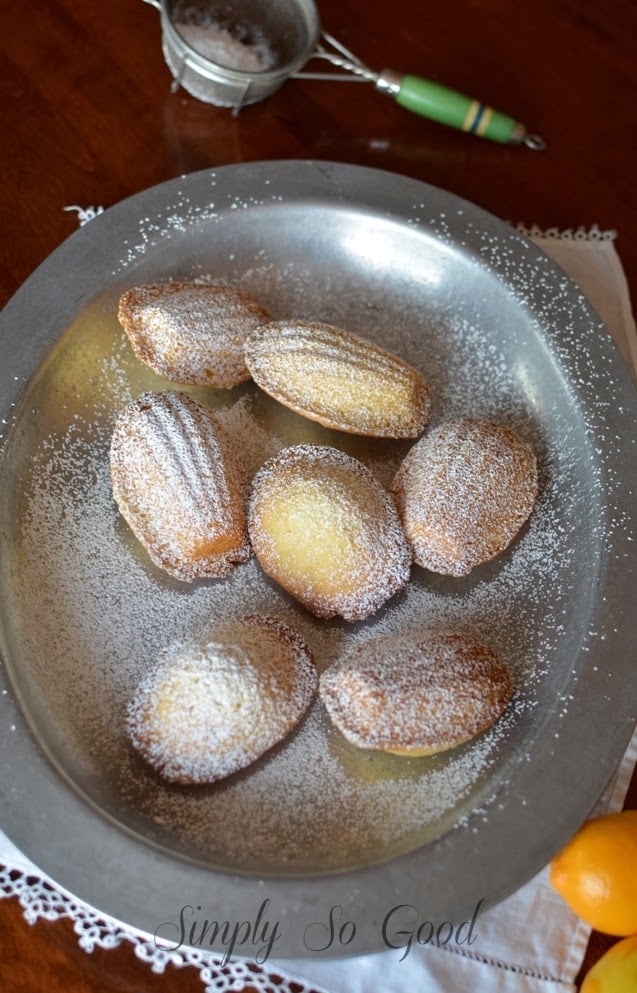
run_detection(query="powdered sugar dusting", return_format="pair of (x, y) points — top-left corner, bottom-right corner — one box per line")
(127, 615), (317, 784)
(248, 444), (411, 621)
(175, 22), (274, 73)
(244, 319), (430, 437)
(5, 285), (567, 871)
(118, 282), (270, 388)
(319, 631), (512, 754)
(2, 168), (633, 878)
(110, 391), (251, 581)
(393, 418), (538, 576)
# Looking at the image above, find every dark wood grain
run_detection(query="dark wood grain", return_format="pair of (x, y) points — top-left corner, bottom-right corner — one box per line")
(0, 0), (635, 988)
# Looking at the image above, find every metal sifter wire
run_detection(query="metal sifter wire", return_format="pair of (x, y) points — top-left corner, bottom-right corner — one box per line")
(143, 0), (545, 149)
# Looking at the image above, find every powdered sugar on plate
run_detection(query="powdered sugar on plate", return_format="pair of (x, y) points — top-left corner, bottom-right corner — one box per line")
(1, 172), (627, 881)
(3, 276), (575, 874)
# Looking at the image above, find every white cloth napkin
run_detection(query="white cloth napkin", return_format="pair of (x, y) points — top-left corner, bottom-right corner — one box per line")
(1, 228), (635, 993)
(524, 226), (637, 375)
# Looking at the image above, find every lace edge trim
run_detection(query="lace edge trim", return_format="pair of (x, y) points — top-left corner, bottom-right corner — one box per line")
(63, 205), (105, 226)
(0, 863), (307, 993)
(3, 861), (576, 991)
(513, 222), (617, 242)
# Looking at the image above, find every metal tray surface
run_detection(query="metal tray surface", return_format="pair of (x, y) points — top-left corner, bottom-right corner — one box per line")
(0, 161), (635, 960)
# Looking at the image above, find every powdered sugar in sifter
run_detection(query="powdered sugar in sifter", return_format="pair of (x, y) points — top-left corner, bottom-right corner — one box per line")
(143, 0), (545, 148)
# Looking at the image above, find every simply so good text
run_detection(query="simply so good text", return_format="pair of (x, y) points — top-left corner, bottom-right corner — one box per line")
(154, 897), (485, 964)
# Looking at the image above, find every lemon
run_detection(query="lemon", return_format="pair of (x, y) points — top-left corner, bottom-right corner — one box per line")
(581, 934), (637, 992)
(549, 810), (637, 935)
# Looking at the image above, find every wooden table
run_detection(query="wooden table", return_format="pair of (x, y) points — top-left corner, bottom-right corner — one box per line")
(0, 0), (635, 988)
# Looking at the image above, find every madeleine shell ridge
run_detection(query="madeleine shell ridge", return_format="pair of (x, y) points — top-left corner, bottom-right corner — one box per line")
(392, 417), (538, 576)
(319, 629), (513, 755)
(244, 320), (430, 437)
(118, 281), (270, 388)
(109, 390), (251, 581)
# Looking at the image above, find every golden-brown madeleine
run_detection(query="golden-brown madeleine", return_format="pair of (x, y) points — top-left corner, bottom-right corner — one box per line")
(392, 417), (538, 576)
(248, 444), (412, 621)
(118, 281), (270, 388)
(320, 629), (512, 755)
(110, 390), (250, 581)
(244, 319), (430, 437)
(127, 615), (318, 784)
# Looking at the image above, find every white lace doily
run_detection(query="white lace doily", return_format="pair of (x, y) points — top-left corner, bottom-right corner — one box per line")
(0, 861), (309, 992)
(1, 213), (635, 993)
(514, 222), (617, 242)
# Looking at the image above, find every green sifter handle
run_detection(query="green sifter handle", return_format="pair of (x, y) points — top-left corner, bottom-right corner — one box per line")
(377, 70), (544, 147)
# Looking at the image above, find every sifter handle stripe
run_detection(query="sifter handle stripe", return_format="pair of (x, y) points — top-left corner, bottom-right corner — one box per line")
(377, 71), (534, 146)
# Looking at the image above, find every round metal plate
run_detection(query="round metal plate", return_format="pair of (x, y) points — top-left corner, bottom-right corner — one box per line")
(0, 161), (635, 960)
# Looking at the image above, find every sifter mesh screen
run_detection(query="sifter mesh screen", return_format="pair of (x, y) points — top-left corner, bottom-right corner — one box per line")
(169, 0), (315, 72)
